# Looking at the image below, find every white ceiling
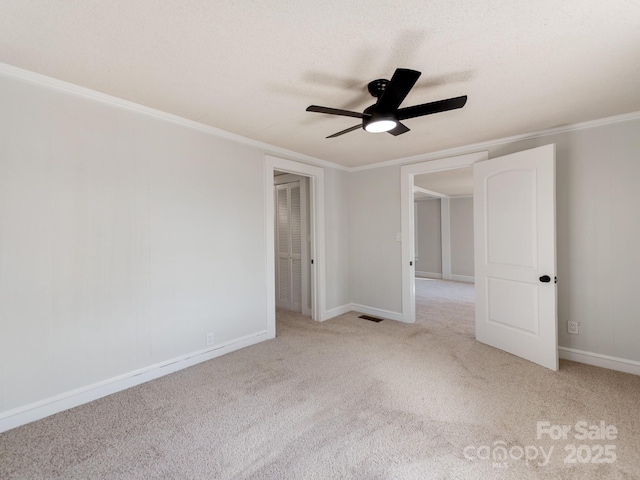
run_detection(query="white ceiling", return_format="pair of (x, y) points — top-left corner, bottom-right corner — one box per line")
(415, 166), (474, 197)
(1, 1), (639, 168)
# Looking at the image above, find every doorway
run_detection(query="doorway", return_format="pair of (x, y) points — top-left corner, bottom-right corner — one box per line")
(413, 170), (475, 283)
(264, 155), (327, 339)
(400, 151), (488, 323)
(413, 168), (476, 329)
(402, 146), (558, 370)
(273, 171), (311, 316)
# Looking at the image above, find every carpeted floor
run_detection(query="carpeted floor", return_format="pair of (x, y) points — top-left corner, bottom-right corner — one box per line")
(1, 279), (639, 479)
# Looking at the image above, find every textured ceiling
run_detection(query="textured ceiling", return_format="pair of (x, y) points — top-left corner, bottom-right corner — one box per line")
(1, 1), (639, 168)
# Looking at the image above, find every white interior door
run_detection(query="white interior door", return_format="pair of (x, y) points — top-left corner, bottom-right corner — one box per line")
(275, 182), (303, 312)
(474, 144), (558, 370)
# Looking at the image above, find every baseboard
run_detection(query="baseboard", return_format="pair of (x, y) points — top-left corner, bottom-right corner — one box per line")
(324, 304), (353, 320)
(451, 274), (475, 283)
(324, 303), (404, 322)
(415, 272), (443, 279)
(350, 304), (403, 322)
(0, 331), (270, 433)
(559, 347), (640, 376)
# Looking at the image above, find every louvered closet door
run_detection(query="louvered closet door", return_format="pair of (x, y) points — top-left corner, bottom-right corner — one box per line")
(275, 182), (302, 312)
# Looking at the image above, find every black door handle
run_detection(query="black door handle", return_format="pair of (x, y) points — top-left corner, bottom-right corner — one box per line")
(539, 275), (551, 283)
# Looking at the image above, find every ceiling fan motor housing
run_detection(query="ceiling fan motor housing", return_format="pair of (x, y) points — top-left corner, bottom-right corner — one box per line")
(367, 78), (389, 98)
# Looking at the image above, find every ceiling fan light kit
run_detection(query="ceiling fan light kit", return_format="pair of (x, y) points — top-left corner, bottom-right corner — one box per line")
(363, 111), (398, 133)
(306, 68), (467, 138)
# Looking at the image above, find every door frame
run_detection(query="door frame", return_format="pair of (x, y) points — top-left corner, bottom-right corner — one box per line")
(400, 151), (488, 323)
(265, 155), (326, 338)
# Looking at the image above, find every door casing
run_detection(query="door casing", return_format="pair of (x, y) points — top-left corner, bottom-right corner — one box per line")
(265, 155), (326, 338)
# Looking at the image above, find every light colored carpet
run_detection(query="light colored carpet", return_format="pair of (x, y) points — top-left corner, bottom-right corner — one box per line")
(1, 279), (639, 479)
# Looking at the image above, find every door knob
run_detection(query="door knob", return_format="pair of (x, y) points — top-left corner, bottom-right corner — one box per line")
(539, 275), (551, 283)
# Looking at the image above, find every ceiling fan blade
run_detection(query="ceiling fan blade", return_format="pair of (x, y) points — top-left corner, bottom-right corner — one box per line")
(387, 122), (410, 136)
(397, 95), (467, 120)
(375, 68), (421, 112)
(306, 105), (363, 119)
(326, 124), (361, 138)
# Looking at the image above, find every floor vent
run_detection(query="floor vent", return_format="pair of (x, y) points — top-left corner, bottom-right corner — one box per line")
(359, 314), (384, 323)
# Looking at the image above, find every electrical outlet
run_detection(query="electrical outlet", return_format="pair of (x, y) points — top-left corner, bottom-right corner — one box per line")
(568, 321), (579, 335)
(206, 332), (214, 346)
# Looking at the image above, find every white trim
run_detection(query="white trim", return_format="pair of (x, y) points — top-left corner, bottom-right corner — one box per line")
(273, 173), (305, 185)
(559, 347), (640, 377)
(415, 272), (443, 279)
(351, 111), (640, 172)
(401, 151), (489, 323)
(0, 331), (269, 433)
(0, 62), (347, 172)
(265, 155), (326, 330)
(300, 178), (311, 317)
(414, 196), (441, 202)
(451, 275), (475, 283)
(351, 304), (404, 323)
(324, 304), (353, 319)
(324, 303), (406, 322)
(413, 186), (450, 199)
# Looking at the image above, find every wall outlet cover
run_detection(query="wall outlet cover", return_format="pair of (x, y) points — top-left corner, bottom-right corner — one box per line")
(568, 321), (579, 335)
(206, 332), (214, 346)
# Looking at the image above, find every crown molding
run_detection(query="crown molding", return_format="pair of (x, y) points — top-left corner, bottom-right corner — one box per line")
(2, 62), (638, 174)
(0, 62), (348, 172)
(349, 110), (640, 172)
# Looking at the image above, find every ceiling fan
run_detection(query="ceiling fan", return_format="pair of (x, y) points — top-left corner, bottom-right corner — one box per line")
(306, 68), (467, 138)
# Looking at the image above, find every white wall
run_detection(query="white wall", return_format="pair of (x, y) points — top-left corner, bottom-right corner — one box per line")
(349, 117), (640, 364)
(414, 197), (473, 280)
(449, 197), (474, 278)
(0, 70), (351, 426)
(324, 168), (351, 311)
(488, 123), (640, 363)
(0, 74), (270, 414)
(414, 199), (442, 276)
(349, 166), (402, 314)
